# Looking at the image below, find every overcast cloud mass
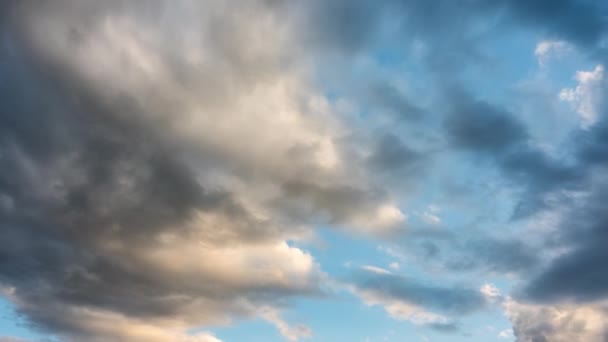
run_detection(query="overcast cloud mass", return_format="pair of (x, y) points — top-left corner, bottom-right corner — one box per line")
(0, 1), (607, 341)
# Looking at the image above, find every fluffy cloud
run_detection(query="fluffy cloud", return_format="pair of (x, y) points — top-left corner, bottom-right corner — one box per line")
(505, 298), (608, 342)
(0, 1), (402, 340)
(560, 65), (605, 128)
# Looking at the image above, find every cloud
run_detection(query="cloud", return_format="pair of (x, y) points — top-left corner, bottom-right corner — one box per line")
(277, 181), (406, 235)
(498, 328), (514, 339)
(560, 65), (605, 128)
(259, 307), (312, 342)
(445, 95), (528, 154)
(502, 0), (608, 48)
(444, 91), (579, 217)
(535, 40), (573, 66)
(1, 0), (607, 340)
(520, 180), (608, 303)
(0, 1), (375, 340)
(361, 265), (393, 275)
(505, 298), (608, 342)
(0, 338), (31, 342)
(294, 0), (608, 71)
(480, 284), (502, 302)
(350, 272), (490, 332)
(367, 134), (424, 175)
(446, 238), (541, 274)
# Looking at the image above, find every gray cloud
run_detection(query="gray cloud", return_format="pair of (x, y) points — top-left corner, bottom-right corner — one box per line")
(351, 271), (489, 333)
(521, 181), (608, 304)
(505, 299), (608, 342)
(0, 1), (340, 340)
(446, 238), (540, 274)
(367, 133), (424, 175)
(295, 0), (608, 68)
(445, 95), (528, 153)
(444, 91), (580, 217)
(516, 72), (608, 305)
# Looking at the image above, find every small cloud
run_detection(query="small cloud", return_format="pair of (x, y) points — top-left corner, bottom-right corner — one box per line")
(534, 40), (572, 67)
(260, 307), (312, 342)
(498, 328), (514, 339)
(559, 64), (605, 128)
(389, 262), (400, 270)
(427, 204), (440, 213)
(480, 283), (501, 301)
(361, 265), (393, 275)
(377, 246), (406, 261)
(421, 211), (441, 225)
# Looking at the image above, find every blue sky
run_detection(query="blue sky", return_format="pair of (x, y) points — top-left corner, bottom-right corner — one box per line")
(1, 1), (608, 341)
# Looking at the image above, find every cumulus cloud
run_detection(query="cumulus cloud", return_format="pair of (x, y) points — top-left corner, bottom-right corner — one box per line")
(0, 0), (401, 340)
(560, 65), (605, 128)
(505, 298), (608, 342)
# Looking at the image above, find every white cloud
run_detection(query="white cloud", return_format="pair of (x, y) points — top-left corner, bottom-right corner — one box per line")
(361, 265), (393, 275)
(377, 246), (406, 262)
(559, 64), (605, 128)
(498, 328), (514, 339)
(353, 288), (452, 327)
(259, 307), (312, 342)
(480, 284), (501, 301)
(534, 40), (572, 67)
(421, 211), (441, 225)
(389, 262), (400, 270)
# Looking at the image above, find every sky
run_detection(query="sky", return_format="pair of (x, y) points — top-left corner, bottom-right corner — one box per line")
(0, 1), (608, 341)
